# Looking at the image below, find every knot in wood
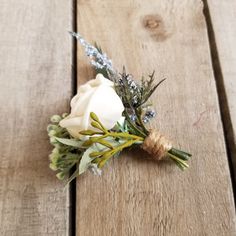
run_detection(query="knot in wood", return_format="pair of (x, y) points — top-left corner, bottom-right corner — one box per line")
(143, 15), (162, 31)
(145, 18), (160, 29)
(141, 130), (172, 160)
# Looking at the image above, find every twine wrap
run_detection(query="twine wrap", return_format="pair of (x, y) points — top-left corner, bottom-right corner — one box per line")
(141, 130), (172, 160)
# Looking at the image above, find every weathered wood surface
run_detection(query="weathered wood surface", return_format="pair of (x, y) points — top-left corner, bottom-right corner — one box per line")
(207, 0), (236, 178)
(76, 0), (236, 235)
(0, 0), (72, 235)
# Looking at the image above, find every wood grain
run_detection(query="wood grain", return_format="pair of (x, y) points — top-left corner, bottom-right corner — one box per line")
(75, 0), (236, 235)
(206, 0), (236, 180)
(0, 0), (73, 235)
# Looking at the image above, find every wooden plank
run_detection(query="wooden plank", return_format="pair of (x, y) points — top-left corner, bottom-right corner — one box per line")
(0, 0), (73, 235)
(206, 0), (236, 179)
(76, 0), (236, 235)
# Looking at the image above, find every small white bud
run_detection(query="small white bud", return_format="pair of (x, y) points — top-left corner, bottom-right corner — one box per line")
(50, 115), (62, 123)
(48, 130), (57, 137)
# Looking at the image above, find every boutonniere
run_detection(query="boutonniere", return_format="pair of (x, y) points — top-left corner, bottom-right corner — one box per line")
(47, 32), (191, 182)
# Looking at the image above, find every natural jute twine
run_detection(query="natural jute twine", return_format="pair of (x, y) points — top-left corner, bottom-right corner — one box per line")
(141, 129), (172, 160)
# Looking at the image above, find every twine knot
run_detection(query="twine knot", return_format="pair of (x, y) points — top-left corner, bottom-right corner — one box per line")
(141, 129), (172, 160)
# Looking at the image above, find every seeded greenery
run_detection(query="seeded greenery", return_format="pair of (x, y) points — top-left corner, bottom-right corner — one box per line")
(47, 114), (84, 181)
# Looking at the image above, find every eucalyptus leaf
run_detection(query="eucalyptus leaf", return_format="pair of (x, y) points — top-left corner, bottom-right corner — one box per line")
(55, 137), (84, 148)
(79, 145), (101, 174)
(78, 142), (109, 175)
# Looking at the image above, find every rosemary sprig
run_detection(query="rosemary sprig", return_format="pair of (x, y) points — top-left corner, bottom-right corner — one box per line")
(123, 109), (147, 138)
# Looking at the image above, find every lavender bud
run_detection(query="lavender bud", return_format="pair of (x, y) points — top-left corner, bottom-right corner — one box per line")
(145, 110), (156, 118)
(129, 114), (137, 122)
(143, 117), (149, 124)
(70, 31), (114, 73)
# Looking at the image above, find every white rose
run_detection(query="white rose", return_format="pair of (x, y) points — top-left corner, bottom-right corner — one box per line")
(60, 74), (124, 138)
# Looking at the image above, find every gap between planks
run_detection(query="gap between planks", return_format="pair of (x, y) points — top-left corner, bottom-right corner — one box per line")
(203, 0), (236, 201)
(69, 0), (77, 236)
(0, 0), (73, 235)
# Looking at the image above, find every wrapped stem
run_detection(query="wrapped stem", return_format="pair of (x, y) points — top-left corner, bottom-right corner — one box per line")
(142, 129), (191, 170)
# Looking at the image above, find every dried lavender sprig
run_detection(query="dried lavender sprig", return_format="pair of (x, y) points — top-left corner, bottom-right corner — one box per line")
(143, 109), (156, 123)
(69, 31), (114, 73)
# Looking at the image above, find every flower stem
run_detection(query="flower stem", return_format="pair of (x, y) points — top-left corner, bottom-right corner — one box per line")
(167, 148), (191, 170)
(123, 109), (147, 138)
(96, 139), (139, 168)
(108, 132), (144, 141)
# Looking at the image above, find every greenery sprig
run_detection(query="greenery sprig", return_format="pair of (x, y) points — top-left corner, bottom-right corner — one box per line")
(47, 33), (192, 182)
(80, 112), (144, 168)
(47, 114), (84, 180)
(92, 45), (191, 170)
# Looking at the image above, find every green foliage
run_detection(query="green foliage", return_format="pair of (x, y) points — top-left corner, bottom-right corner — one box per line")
(108, 68), (191, 170)
(47, 114), (83, 180)
(55, 137), (84, 148)
(48, 42), (192, 179)
(78, 145), (101, 175)
(48, 111), (191, 183)
(47, 113), (130, 182)
(93, 45), (164, 138)
(79, 112), (144, 168)
(112, 68), (166, 138)
(139, 71), (166, 107)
